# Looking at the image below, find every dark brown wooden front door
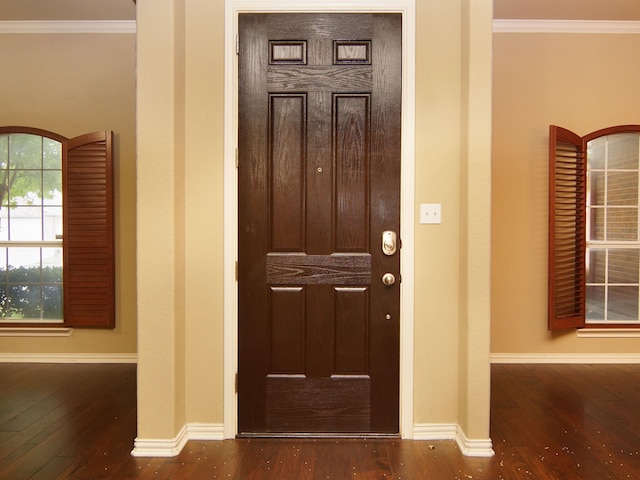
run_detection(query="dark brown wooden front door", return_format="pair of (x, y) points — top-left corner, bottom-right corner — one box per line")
(238, 13), (401, 435)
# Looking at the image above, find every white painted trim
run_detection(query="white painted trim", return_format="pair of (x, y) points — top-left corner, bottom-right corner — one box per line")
(131, 425), (189, 458)
(0, 327), (73, 337)
(0, 353), (137, 363)
(224, 0), (416, 440)
(455, 428), (495, 458)
(131, 423), (224, 457)
(186, 423), (226, 441)
(493, 19), (640, 34)
(577, 328), (640, 338)
(413, 424), (495, 458)
(132, 422), (494, 459)
(223, 0), (239, 441)
(491, 353), (640, 364)
(412, 423), (458, 440)
(0, 20), (136, 34)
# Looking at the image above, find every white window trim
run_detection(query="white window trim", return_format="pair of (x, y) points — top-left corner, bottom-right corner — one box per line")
(577, 328), (640, 338)
(585, 134), (640, 325)
(0, 327), (72, 337)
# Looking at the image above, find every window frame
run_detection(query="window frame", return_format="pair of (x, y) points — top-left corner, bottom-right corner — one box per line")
(549, 124), (640, 330)
(0, 127), (115, 329)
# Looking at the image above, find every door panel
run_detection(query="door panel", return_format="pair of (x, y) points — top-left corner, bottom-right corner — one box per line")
(238, 13), (401, 435)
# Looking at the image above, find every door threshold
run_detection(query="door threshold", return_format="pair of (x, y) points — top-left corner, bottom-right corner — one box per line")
(237, 432), (400, 440)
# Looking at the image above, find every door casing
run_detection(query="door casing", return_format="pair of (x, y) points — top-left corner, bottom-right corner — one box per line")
(223, 0), (416, 439)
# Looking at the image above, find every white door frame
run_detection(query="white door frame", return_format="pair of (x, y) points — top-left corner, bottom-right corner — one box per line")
(223, 0), (416, 438)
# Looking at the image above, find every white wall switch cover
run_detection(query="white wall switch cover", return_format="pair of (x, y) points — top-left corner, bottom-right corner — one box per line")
(420, 203), (442, 224)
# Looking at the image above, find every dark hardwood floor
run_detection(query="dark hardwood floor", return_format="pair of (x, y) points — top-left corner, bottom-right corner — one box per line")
(1, 362), (640, 479)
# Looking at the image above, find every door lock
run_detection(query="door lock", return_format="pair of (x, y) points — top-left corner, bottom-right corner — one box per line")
(382, 230), (397, 256)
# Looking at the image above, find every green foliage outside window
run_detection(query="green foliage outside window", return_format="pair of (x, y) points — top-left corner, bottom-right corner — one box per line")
(0, 133), (63, 322)
(0, 266), (63, 320)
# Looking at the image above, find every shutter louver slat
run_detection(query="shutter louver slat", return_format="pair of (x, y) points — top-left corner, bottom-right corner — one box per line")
(64, 131), (115, 328)
(548, 126), (586, 330)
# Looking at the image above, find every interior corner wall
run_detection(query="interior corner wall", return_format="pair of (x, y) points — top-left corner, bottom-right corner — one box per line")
(0, 32), (136, 356)
(491, 31), (640, 357)
(182, 0), (225, 426)
(413, 0), (463, 430)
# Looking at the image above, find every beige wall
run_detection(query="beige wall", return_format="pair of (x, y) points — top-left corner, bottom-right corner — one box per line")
(136, 0), (492, 445)
(492, 32), (640, 355)
(0, 33), (137, 355)
(0, 0), (495, 448)
(494, 0), (640, 21)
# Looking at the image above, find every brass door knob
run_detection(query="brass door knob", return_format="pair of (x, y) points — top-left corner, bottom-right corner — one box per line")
(382, 273), (396, 286)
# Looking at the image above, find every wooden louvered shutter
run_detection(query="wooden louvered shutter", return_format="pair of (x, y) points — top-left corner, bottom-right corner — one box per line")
(548, 125), (586, 330)
(64, 131), (115, 328)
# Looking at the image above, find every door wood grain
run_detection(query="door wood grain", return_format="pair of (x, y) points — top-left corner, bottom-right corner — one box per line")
(238, 13), (401, 435)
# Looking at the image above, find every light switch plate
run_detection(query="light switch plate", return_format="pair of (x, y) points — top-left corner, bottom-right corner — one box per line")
(420, 203), (441, 224)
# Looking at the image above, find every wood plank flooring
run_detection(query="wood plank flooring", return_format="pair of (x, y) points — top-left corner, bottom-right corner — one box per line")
(1, 362), (640, 479)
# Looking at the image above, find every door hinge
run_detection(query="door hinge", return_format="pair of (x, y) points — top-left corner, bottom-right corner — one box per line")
(235, 372), (238, 393)
(235, 261), (238, 281)
(236, 34), (239, 55)
(235, 148), (239, 168)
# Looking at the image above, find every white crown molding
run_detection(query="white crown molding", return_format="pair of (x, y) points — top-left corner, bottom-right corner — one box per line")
(491, 353), (640, 364)
(0, 353), (137, 363)
(493, 19), (640, 34)
(0, 20), (136, 34)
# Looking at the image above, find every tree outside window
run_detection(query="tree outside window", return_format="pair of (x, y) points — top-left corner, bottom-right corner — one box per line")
(0, 133), (63, 322)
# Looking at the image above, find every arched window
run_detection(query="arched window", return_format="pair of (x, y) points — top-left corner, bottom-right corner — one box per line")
(549, 125), (640, 330)
(0, 127), (114, 328)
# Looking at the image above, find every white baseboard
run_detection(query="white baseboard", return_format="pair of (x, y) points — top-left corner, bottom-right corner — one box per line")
(491, 353), (640, 364)
(131, 423), (225, 457)
(0, 353), (137, 363)
(455, 428), (495, 458)
(413, 423), (495, 458)
(185, 423), (226, 441)
(131, 425), (190, 458)
(132, 423), (494, 458)
(412, 423), (458, 440)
